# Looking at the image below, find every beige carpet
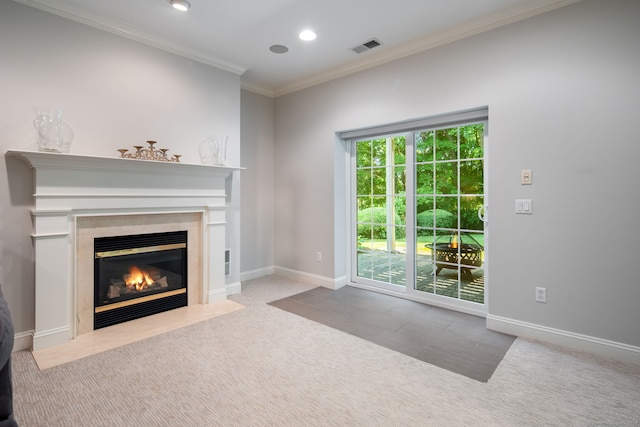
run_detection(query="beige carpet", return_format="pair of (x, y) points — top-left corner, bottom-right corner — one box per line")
(31, 300), (245, 370)
(11, 275), (640, 426)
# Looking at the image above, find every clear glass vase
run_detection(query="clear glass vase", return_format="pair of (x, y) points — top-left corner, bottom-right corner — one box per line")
(33, 107), (74, 153)
(199, 136), (228, 165)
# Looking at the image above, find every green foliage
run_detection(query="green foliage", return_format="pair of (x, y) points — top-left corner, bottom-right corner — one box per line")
(358, 207), (405, 239)
(394, 193), (406, 221)
(416, 209), (455, 236)
(356, 124), (484, 238)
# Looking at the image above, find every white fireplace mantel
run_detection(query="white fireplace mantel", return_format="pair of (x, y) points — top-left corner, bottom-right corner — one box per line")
(6, 149), (242, 350)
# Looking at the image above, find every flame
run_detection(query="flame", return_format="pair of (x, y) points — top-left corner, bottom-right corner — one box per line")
(449, 233), (458, 249)
(125, 265), (155, 291)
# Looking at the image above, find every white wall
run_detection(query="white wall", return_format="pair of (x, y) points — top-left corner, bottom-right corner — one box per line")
(240, 90), (275, 279)
(273, 0), (640, 351)
(0, 1), (241, 341)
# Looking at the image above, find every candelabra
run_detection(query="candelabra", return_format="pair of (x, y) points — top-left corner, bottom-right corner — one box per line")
(117, 141), (181, 162)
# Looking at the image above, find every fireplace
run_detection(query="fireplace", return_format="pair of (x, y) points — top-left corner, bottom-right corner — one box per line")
(7, 149), (241, 351)
(94, 231), (188, 329)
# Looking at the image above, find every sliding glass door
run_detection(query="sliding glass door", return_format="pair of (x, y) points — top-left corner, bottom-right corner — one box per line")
(351, 116), (487, 312)
(410, 124), (486, 306)
(354, 135), (407, 292)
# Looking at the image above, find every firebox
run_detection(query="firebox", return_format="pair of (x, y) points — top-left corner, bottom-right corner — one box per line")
(94, 230), (188, 329)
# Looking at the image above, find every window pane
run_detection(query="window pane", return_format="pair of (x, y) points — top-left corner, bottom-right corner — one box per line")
(357, 196), (372, 215)
(416, 229), (435, 255)
(393, 136), (406, 165)
(435, 162), (458, 195)
(435, 196), (458, 232)
(357, 226), (373, 251)
(460, 160), (483, 194)
(372, 139), (386, 166)
(435, 128), (457, 161)
(372, 168), (386, 195)
(356, 169), (372, 195)
(394, 195), (406, 225)
(357, 244), (374, 279)
(415, 164), (434, 196)
(394, 166), (406, 193)
(415, 131), (434, 163)
(415, 196), (434, 217)
(461, 196), (484, 231)
(372, 195), (386, 209)
(416, 256), (435, 293)
(356, 140), (372, 167)
(459, 124), (484, 160)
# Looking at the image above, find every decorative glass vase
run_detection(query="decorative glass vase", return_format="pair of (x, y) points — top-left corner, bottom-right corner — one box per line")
(199, 136), (228, 165)
(33, 107), (74, 153)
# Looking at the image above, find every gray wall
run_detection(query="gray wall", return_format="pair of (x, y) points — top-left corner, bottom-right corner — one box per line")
(273, 0), (640, 348)
(0, 1), (241, 340)
(240, 90), (275, 278)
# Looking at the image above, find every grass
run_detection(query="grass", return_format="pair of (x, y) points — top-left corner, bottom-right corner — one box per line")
(359, 234), (484, 255)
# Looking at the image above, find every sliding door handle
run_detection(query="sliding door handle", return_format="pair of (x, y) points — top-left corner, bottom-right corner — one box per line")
(478, 205), (488, 223)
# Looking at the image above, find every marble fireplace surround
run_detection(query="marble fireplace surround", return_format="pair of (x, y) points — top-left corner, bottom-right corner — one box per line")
(7, 150), (240, 351)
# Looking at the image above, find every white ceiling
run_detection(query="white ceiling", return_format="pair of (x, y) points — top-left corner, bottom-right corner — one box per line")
(16, 0), (577, 97)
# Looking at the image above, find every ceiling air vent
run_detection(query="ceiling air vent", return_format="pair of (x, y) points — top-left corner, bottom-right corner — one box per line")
(351, 38), (382, 54)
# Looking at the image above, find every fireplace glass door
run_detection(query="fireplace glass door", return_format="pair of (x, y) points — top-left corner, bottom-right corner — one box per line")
(94, 231), (188, 329)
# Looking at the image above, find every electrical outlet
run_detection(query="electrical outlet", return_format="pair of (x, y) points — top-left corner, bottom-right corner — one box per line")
(536, 287), (547, 303)
(316, 251), (322, 262)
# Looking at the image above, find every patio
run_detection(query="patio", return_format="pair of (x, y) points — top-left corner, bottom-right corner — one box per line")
(357, 250), (485, 304)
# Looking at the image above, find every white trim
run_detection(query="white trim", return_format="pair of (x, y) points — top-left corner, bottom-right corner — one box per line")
(241, 266), (275, 282)
(12, 0), (578, 97)
(226, 281), (242, 296)
(33, 193), (227, 200)
(207, 287), (228, 303)
(350, 282), (487, 318)
(31, 232), (69, 239)
(275, 266), (347, 290)
(7, 150), (242, 177)
(486, 314), (640, 366)
(13, 330), (34, 352)
(11, 0), (247, 76)
(32, 326), (70, 351)
(339, 107), (488, 140)
(273, 0), (580, 96)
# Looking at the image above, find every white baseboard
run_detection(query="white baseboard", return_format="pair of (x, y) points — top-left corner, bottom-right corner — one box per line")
(13, 330), (33, 352)
(486, 314), (640, 366)
(32, 326), (70, 351)
(226, 281), (242, 296)
(240, 266), (275, 282)
(274, 266), (347, 289)
(207, 287), (228, 303)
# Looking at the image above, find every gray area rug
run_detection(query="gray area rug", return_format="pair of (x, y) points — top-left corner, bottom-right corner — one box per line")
(268, 286), (514, 382)
(11, 275), (640, 426)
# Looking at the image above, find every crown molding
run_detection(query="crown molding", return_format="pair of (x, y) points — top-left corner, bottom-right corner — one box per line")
(13, 0), (580, 98)
(240, 82), (276, 98)
(271, 0), (581, 97)
(12, 0), (247, 76)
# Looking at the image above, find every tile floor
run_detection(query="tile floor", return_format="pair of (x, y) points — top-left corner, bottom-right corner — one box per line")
(269, 285), (514, 382)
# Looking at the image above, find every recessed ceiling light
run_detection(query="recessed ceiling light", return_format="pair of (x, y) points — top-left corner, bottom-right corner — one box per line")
(299, 30), (317, 41)
(171, 0), (190, 11)
(269, 45), (289, 54)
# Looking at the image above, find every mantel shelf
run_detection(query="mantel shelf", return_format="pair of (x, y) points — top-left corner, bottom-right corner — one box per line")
(5, 149), (243, 177)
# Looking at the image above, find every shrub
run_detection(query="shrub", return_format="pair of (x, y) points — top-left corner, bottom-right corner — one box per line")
(416, 209), (455, 236)
(358, 207), (405, 239)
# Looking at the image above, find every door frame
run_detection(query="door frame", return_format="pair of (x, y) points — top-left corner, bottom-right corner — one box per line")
(342, 108), (489, 317)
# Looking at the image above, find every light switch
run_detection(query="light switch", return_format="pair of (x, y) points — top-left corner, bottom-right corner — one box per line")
(515, 199), (532, 214)
(521, 169), (532, 185)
